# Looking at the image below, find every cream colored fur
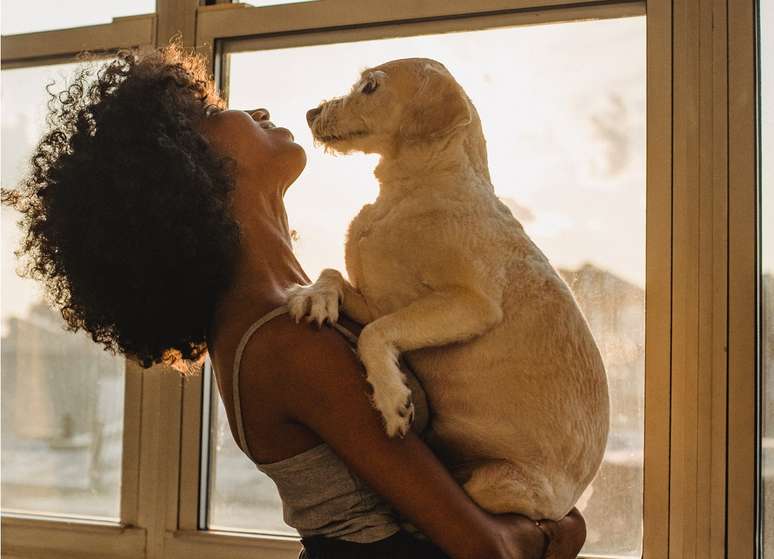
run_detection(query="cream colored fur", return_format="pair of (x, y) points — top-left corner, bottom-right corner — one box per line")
(287, 58), (609, 521)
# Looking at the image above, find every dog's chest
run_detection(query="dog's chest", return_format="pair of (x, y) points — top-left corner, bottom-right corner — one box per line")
(345, 204), (427, 315)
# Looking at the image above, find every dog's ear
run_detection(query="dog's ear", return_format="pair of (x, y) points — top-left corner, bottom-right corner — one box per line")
(400, 65), (472, 141)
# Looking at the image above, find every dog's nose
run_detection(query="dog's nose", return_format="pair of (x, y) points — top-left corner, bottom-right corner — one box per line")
(306, 106), (322, 127)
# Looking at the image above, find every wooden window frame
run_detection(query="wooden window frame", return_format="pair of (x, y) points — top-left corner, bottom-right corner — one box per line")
(0, 14), (157, 70)
(0, 1), (761, 558)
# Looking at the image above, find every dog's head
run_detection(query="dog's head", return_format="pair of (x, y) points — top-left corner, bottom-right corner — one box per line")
(306, 58), (474, 155)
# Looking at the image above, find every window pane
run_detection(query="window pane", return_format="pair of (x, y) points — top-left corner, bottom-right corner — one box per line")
(1, 1), (154, 36)
(760, 0), (774, 554)
(1, 64), (125, 520)
(209, 17), (645, 556)
(207, 366), (291, 534)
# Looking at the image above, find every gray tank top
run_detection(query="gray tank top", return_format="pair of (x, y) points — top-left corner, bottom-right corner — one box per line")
(230, 306), (429, 543)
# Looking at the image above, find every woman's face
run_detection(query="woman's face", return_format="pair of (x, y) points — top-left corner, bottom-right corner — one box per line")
(200, 108), (307, 194)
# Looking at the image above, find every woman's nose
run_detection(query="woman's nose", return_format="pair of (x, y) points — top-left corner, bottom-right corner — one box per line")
(306, 106), (322, 126)
(250, 108), (270, 121)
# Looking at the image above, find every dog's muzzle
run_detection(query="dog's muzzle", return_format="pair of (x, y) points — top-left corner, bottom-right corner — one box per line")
(306, 106), (322, 127)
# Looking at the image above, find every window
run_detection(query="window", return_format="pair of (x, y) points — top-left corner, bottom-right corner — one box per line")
(0, 1), (762, 558)
(205, 16), (645, 557)
(0, 1), (155, 35)
(1, 64), (126, 520)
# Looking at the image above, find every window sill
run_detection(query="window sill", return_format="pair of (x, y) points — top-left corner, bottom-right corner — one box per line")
(1, 514), (146, 559)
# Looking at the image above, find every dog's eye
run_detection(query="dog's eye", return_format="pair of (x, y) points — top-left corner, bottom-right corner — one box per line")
(361, 80), (378, 95)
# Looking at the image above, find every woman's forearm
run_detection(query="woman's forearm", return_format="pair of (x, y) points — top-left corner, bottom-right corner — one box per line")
(364, 433), (506, 559)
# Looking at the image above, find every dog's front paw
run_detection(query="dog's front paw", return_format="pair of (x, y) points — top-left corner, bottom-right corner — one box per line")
(373, 379), (414, 438)
(286, 282), (341, 326)
(359, 329), (414, 437)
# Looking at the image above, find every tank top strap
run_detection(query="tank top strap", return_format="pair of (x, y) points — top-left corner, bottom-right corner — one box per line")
(231, 305), (360, 461)
(331, 321), (359, 346)
(232, 305), (291, 459)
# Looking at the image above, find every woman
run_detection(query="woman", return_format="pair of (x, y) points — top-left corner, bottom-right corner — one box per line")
(3, 45), (585, 559)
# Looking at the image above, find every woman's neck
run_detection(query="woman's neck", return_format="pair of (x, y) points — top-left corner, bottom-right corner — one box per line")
(235, 219), (308, 296)
(212, 186), (308, 337)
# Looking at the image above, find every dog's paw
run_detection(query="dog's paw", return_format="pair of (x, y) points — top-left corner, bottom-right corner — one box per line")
(286, 283), (341, 326)
(373, 376), (414, 438)
(359, 326), (414, 437)
(362, 357), (414, 437)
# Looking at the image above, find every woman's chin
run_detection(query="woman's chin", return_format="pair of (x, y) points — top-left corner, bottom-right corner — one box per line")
(292, 141), (307, 170)
(283, 145), (307, 189)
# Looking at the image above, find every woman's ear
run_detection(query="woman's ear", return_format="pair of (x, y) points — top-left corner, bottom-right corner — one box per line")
(400, 65), (472, 141)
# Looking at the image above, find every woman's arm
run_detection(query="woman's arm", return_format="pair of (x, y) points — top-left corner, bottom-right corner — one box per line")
(262, 318), (543, 559)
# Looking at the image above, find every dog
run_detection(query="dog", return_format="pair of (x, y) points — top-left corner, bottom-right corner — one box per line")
(287, 58), (609, 521)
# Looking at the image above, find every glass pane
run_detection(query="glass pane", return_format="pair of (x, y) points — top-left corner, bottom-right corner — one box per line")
(760, 0), (774, 554)
(1, 64), (125, 520)
(210, 17), (646, 555)
(1, 1), (154, 36)
(207, 368), (291, 533)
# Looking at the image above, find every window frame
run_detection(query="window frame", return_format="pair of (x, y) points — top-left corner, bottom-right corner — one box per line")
(0, 14), (157, 69)
(0, 1), (761, 558)
(727, 1), (759, 557)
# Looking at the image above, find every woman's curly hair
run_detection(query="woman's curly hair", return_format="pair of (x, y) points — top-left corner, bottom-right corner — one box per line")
(2, 44), (240, 370)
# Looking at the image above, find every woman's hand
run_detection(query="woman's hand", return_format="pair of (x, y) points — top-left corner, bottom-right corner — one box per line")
(488, 508), (586, 559)
(486, 514), (547, 559)
(540, 508), (586, 559)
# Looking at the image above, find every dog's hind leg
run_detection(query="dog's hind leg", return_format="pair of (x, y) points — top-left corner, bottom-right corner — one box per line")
(462, 460), (569, 521)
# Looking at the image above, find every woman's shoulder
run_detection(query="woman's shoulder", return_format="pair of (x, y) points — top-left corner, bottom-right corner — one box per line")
(212, 300), (357, 377)
(242, 309), (357, 360)
(214, 310), (363, 463)
(228, 309), (364, 417)
(241, 311), (364, 391)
